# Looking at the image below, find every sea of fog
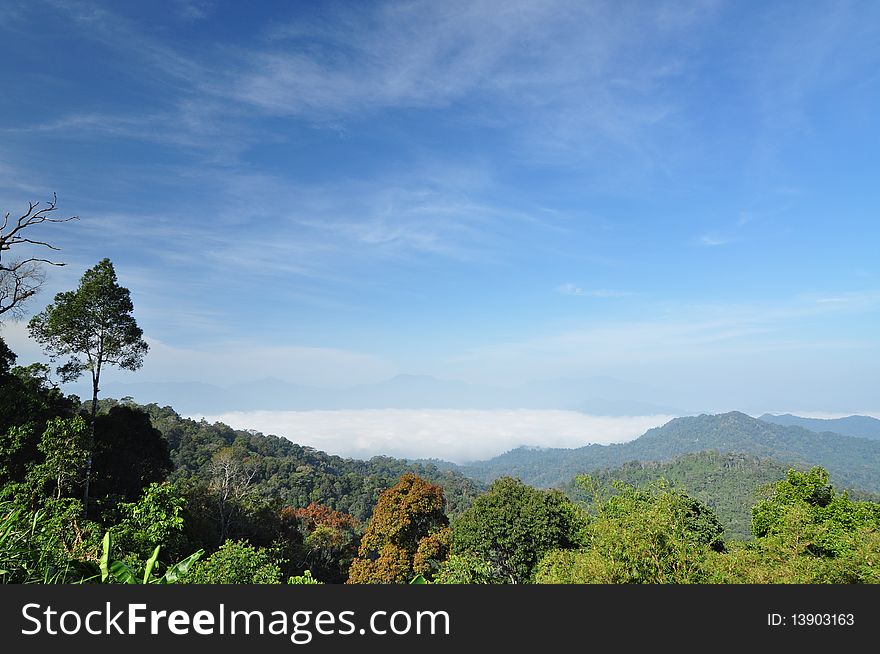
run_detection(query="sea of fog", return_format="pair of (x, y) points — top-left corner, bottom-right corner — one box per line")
(192, 409), (678, 464)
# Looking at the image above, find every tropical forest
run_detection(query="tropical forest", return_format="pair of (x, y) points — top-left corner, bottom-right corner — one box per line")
(1, 210), (878, 584)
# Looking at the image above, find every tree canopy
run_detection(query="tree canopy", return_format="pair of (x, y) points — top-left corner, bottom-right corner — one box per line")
(28, 258), (148, 516)
(347, 473), (450, 584)
(453, 476), (585, 584)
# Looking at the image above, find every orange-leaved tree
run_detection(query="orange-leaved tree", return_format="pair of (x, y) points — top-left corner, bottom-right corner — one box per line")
(347, 473), (450, 583)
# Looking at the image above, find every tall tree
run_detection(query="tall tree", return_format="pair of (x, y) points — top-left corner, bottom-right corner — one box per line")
(27, 258), (148, 516)
(0, 195), (76, 320)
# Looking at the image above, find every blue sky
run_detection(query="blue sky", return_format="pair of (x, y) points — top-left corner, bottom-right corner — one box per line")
(2, 0), (880, 414)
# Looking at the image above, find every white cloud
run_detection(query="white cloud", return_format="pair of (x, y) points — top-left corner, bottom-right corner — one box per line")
(556, 283), (631, 298)
(28, 0), (718, 170)
(696, 234), (730, 247)
(195, 409), (677, 463)
(220, 0), (713, 164)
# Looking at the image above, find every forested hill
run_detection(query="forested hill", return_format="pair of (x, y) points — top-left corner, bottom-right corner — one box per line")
(759, 413), (880, 441)
(98, 399), (482, 522)
(459, 412), (880, 492)
(563, 451), (792, 541)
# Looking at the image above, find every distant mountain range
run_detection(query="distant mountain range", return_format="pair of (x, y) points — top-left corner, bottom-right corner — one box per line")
(457, 412), (880, 493)
(92, 373), (687, 415)
(759, 413), (880, 441)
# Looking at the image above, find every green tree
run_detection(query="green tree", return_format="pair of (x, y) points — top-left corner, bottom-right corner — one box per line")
(280, 503), (359, 584)
(433, 553), (501, 584)
(700, 468), (880, 584)
(535, 479), (724, 584)
(347, 473), (449, 584)
(751, 467), (880, 558)
(452, 476), (585, 584)
(90, 406), (172, 507)
(27, 416), (89, 501)
(1, 339), (76, 489)
(28, 258), (148, 516)
(184, 539), (282, 584)
(113, 482), (188, 563)
(0, 335), (14, 373)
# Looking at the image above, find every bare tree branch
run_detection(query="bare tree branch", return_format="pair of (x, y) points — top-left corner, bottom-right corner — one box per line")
(0, 195), (77, 319)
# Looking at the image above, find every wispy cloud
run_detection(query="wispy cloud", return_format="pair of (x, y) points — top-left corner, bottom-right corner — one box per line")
(13, 0), (721, 171)
(222, 0), (718, 164)
(556, 283), (632, 298)
(172, 0), (213, 21)
(696, 234), (731, 247)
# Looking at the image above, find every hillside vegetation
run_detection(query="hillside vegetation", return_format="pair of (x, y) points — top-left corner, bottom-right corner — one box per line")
(562, 451), (791, 540)
(460, 412), (880, 492)
(133, 400), (482, 523)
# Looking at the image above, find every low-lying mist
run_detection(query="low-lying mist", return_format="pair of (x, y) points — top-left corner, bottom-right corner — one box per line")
(194, 409), (679, 464)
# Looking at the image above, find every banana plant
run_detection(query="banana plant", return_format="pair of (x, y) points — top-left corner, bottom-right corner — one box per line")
(100, 531), (203, 584)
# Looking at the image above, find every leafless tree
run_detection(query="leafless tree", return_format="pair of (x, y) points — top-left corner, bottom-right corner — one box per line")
(209, 448), (258, 542)
(0, 194), (77, 320)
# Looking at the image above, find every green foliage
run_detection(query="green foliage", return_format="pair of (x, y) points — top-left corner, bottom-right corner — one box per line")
(1, 355), (76, 488)
(564, 451), (792, 540)
(751, 467), (880, 558)
(453, 476), (586, 584)
(132, 401), (481, 525)
(0, 425), (36, 493)
(538, 468), (880, 584)
(0, 335), (15, 373)
(434, 553), (501, 584)
(536, 479), (724, 584)
(0, 501), (78, 583)
(21, 496), (102, 577)
(287, 570), (322, 584)
(462, 412), (880, 493)
(27, 258), (148, 385)
(100, 531), (203, 584)
(27, 258), (149, 517)
(184, 539), (283, 584)
(27, 416), (89, 501)
(90, 406), (172, 505)
(280, 503), (359, 584)
(112, 482), (187, 562)
(700, 535), (880, 584)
